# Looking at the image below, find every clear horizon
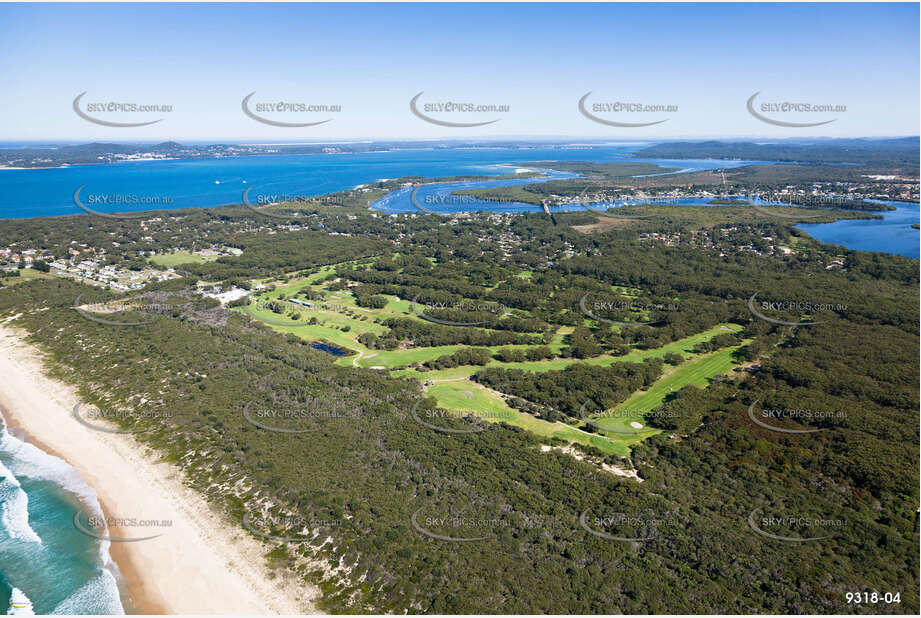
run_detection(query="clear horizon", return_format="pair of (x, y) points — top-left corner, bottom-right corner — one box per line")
(1, 136), (919, 147)
(1, 2), (918, 141)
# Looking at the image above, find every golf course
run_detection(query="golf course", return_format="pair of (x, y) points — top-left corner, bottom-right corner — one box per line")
(233, 262), (751, 458)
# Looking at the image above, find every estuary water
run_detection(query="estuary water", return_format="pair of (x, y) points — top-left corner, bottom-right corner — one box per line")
(0, 146), (760, 220)
(0, 146), (915, 258)
(796, 200), (919, 259)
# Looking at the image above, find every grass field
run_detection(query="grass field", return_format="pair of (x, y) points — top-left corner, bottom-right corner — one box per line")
(618, 343), (747, 412)
(425, 381), (636, 456)
(390, 323), (742, 379)
(237, 276), (414, 366)
(238, 301), (380, 358)
(588, 342), (749, 435)
(0, 268), (54, 285)
(148, 251), (212, 266)
(240, 274), (566, 369)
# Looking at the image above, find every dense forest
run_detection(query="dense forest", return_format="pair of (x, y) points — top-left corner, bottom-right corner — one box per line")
(637, 138), (920, 171)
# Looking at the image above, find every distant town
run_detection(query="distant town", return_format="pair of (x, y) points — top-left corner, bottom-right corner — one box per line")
(0, 140), (602, 169)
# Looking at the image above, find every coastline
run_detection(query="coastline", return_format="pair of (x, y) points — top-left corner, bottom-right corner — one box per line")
(0, 323), (320, 614)
(1, 407), (146, 613)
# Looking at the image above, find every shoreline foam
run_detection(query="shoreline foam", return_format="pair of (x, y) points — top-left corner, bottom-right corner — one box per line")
(0, 324), (319, 614)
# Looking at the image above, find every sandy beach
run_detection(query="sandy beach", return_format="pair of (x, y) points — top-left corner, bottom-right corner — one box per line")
(0, 323), (320, 614)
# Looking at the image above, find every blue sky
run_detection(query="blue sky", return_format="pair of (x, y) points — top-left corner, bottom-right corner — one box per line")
(1, 2), (917, 141)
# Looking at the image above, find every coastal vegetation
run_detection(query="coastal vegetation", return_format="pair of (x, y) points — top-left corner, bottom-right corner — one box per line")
(0, 151), (918, 613)
(637, 137), (920, 171)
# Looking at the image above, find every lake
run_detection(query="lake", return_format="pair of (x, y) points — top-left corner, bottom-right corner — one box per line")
(311, 341), (348, 356)
(797, 200), (919, 259)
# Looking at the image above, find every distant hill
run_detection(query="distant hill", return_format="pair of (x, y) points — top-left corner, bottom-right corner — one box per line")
(637, 138), (920, 169)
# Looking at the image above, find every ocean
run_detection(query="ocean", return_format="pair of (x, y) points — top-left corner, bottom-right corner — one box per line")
(0, 414), (126, 615)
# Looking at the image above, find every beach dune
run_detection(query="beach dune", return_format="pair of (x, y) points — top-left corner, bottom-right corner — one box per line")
(0, 324), (318, 614)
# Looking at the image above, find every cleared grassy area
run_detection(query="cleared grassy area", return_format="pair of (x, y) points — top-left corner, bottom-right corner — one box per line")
(237, 302), (377, 358)
(620, 342), (747, 411)
(249, 281), (555, 370)
(1, 269), (55, 285)
(358, 330), (568, 370)
(611, 284), (643, 297)
(357, 336), (570, 370)
(239, 282), (489, 370)
(426, 381), (634, 456)
(357, 345), (468, 368)
(590, 342), (749, 434)
(395, 366), (479, 381)
(392, 323), (743, 380)
(254, 260), (376, 296)
(148, 251), (211, 266)
(242, 269), (575, 370)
